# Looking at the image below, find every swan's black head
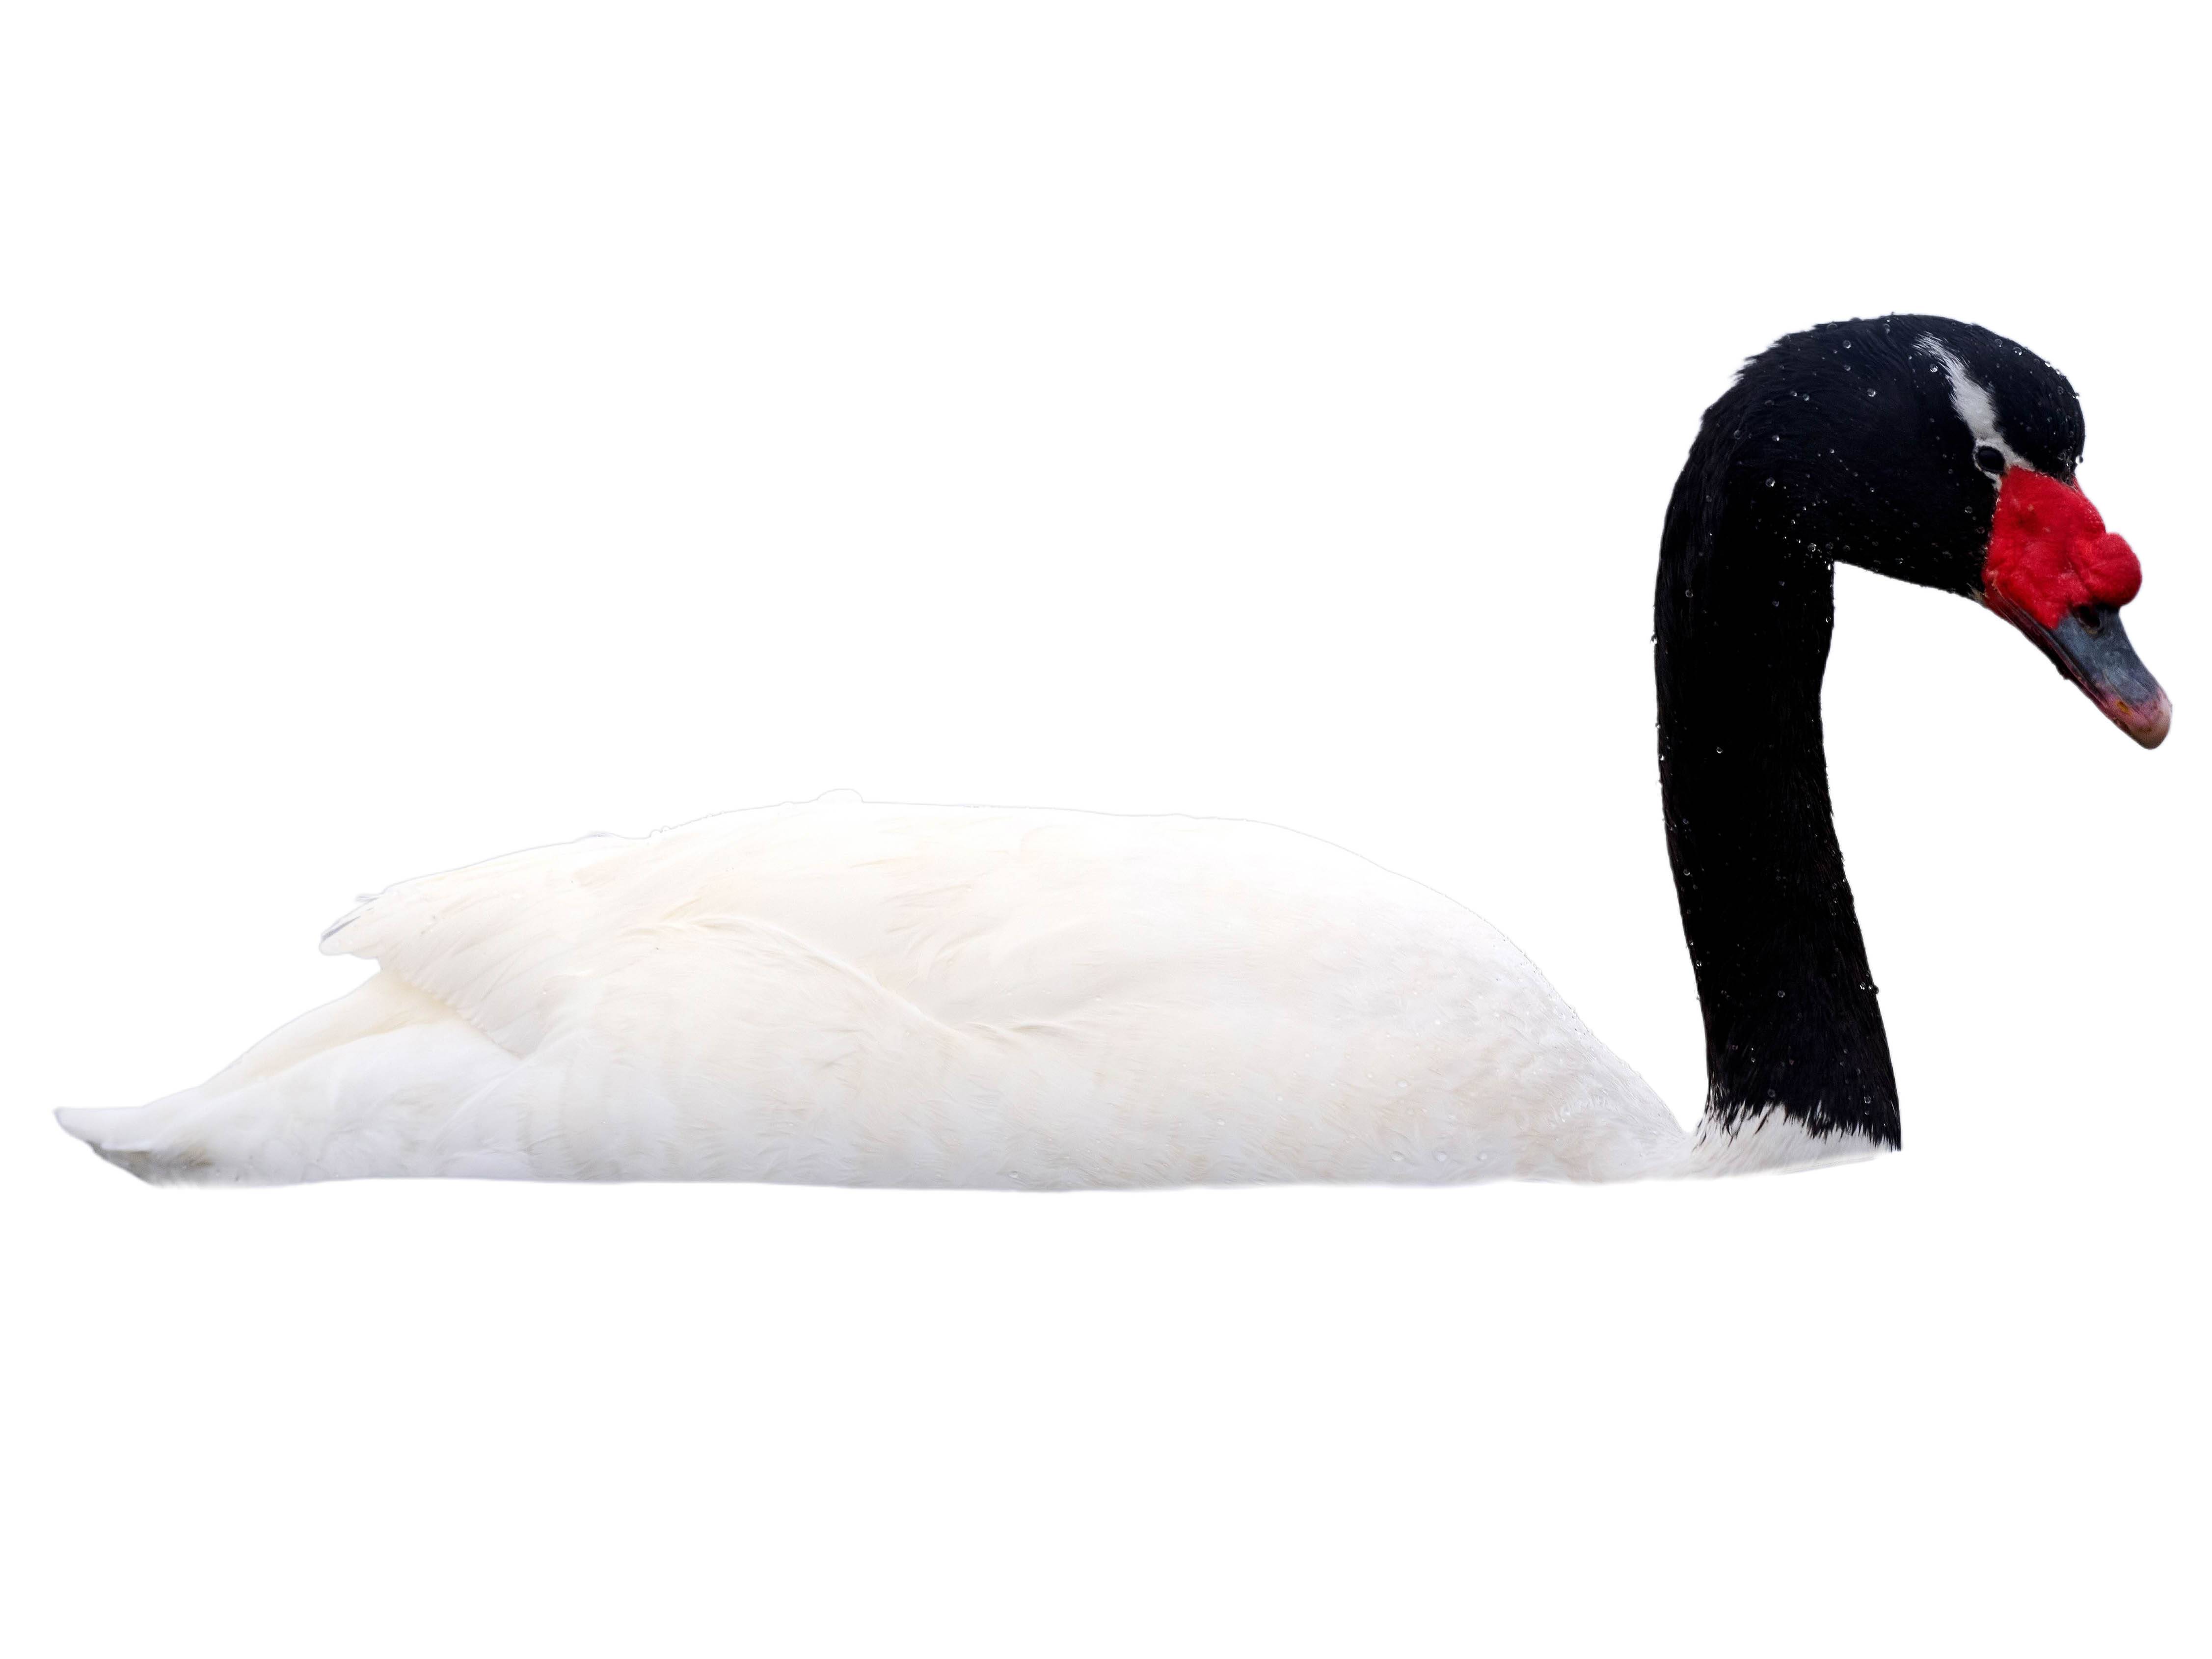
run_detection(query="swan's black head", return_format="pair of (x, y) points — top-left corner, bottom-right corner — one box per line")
(1691, 313), (2168, 744)
(1657, 315), (2168, 1155)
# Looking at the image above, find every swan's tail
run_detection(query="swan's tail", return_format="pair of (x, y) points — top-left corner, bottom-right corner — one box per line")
(54, 1099), (198, 1182)
(54, 973), (524, 1184)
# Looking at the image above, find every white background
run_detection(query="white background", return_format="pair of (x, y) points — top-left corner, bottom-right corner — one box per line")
(4, 4), (2205, 1654)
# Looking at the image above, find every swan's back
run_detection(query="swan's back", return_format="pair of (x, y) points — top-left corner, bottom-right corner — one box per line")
(58, 799), (1687, 1185)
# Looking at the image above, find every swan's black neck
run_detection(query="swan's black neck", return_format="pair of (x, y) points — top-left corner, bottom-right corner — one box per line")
(1655, 418), (1900, 1148)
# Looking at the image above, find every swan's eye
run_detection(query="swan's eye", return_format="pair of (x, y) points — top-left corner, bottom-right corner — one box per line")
(1973, 444), (2006, 478)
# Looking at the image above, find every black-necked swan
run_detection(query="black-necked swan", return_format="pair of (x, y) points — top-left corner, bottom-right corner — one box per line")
(57, 315), (2169, 1185)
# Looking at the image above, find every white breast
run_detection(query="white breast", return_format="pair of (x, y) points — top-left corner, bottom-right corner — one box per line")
(58, 798), (1689, 1185)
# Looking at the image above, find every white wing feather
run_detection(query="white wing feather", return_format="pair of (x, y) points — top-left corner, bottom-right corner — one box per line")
(59, 799), (1689, 1184)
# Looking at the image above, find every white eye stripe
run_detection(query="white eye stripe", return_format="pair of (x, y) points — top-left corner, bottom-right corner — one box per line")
(1916, 334), (2026, 473)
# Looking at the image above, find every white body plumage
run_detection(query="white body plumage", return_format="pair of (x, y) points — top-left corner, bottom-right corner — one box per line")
(55, 796), (1816, 1186)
